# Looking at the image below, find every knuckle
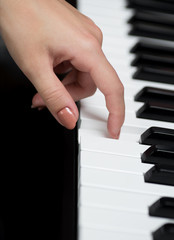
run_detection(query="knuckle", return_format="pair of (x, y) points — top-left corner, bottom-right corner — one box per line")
(84, 15), (95, 25)
(83, 15), (103, 44)
(81, 33), (101, 53)
(94, 25), (103, 45)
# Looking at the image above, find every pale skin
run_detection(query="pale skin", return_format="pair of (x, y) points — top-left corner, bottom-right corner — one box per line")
(0, 0), (125, 139)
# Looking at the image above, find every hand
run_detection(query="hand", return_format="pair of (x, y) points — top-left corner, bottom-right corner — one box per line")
(0, 0), (125, 138)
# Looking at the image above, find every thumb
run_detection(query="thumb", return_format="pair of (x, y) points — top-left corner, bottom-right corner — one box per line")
(31, 68), (79, 129)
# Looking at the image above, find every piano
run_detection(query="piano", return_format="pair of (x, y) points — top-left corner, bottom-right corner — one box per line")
(77, 0), (174, 240)
(0, 0), (174, 240)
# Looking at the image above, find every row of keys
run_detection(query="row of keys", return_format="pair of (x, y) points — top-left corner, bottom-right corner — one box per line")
(77, 0), (174, 239)
(127, 1), (174, 239)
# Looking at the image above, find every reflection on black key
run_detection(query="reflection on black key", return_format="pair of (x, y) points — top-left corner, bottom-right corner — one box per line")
(130, 41), (174, 60)
(127, 0), (174, 14)
(134, 87), (174, 106)
(144, 165), (174, 186)
(136, 103), (174, 123)
(140, 127), (174, 147)
(133, 66), (174, 84)
(141, 145), (174, 167)
(149, 197), (174, 219)
(153, 224), (174, 240)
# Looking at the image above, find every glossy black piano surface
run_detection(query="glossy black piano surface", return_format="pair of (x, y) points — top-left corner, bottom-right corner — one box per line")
(0, 1), (78, 239)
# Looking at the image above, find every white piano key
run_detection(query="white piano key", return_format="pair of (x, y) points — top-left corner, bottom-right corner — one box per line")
(81, 82), (174, 103)
(80, 92), (145, 111)
(80, 167), (174, 197)
(80, 104), (174, 129)
(123, 78), (174, 95)
(103, 35), (138, 50)
(79, 0), (126, 8)
(77, 0), (174, 239)
(78, 118), (146, 142)
(100, 26), (131, 39)
(106, 61), (136, 75)
(125, 111), (174, 129)
(79, 11), (132, 26)
(79, 227), (151, 240)
(126, 100), (147, 112)
(79, 187), (160, 214)
(103, 49), (133, 62)
(102, 51), (134, 66)
(79, 0), (128, 10)
(80, 118), (146, 136)
(80, 151), (151, 174)
(79, 127), (142, 143)
(125, 84), (174, 100)
(80, 84), (174, 111)
(105, 36), (174, 56)
(79, 206), (174, 234)
(126, 80), (174, 91)
(80, 135), (147, 158)
(79, 3), (131, 19)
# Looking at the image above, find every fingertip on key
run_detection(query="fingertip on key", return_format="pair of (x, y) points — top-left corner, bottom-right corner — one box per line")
(110, 129), (121, 139)
(107, 113), (123, 139)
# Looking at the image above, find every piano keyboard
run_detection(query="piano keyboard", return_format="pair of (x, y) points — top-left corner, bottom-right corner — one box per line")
(77, 0), (174, 239)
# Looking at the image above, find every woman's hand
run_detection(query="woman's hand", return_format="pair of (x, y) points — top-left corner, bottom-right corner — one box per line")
(0, 0), (125, 138)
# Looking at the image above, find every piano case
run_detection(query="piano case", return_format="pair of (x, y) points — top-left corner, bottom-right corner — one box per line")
(0, 0), (78, 239)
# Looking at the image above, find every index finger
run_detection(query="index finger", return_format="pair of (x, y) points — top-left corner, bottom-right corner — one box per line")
(89, 50), (125, 139)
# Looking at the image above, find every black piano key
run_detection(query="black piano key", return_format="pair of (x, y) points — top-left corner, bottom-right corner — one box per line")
(133, 66), (174, 84)
(140, 127), (174, 146)
(131, 55), (174, 69)
(128, 11), (174, 41)
(129, 25), (174, 42)
(130, 41), (174, 60)
(149, 197), (174, 219)
(144, 165), (174, 186)
(127, 0), (174, 14)
(153, 224), (174, 240)
(136, 103), (174, 123)
(134, 87), (174, 106)
(128, 10), (174, 26)
(141, 145), (174, 167)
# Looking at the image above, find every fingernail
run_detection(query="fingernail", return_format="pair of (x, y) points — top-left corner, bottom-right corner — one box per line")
(57, 107), (77, 129)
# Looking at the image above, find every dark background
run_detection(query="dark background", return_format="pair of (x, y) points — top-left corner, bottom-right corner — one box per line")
(0, 0), (77, 239)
